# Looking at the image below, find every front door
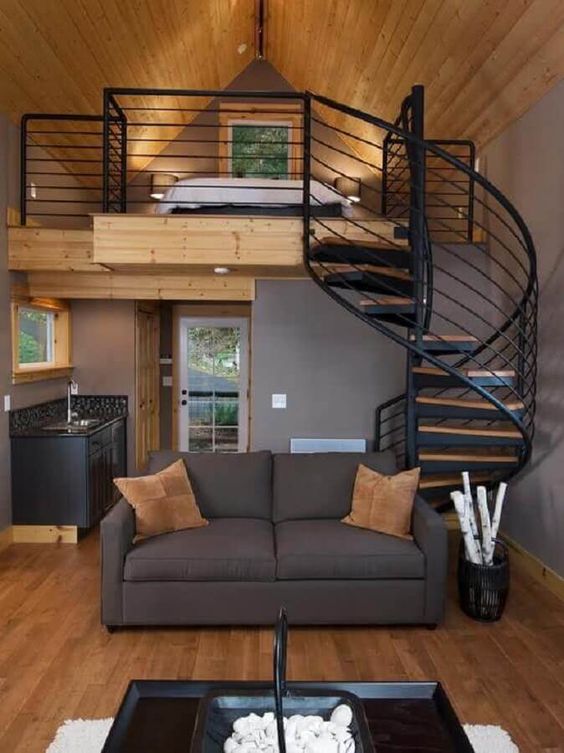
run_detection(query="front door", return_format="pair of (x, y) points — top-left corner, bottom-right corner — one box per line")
(177, 317), (249, 453)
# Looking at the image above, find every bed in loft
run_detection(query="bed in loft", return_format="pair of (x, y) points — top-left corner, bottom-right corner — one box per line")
(155, 177), (351, 217)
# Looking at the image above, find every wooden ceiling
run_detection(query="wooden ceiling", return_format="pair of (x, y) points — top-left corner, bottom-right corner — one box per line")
(0, 0), (562, 149)
(268, 0), (564, 147)
(0, 0), (255, 117)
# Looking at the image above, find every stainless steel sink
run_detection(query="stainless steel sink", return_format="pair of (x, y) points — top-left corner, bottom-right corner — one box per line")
(43, 418), (102, 432)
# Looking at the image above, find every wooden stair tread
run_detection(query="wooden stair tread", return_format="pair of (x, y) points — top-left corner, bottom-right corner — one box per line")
(413, 366), (515, 378)
(416, 396), (525, 411)
(315, 236), (409, 251)
(409, 334), (478, 342)
(418, 424), (522, 439)
(316, 264), (412, 280)
(419, 473), (492, 490)
(360, 296), (414, 306)
(419, 451), (518, 463)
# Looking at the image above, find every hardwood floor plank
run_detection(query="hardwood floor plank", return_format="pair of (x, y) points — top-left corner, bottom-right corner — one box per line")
(0, 531), (563, 753)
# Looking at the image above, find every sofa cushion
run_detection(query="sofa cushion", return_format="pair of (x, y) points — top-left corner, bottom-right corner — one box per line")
(275, 519), (425, 580)
(272, 451), (397, 523)
(147, 450), (272, 519)
(124, 518), (276, 582)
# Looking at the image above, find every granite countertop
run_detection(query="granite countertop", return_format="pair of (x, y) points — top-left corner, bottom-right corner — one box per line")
(10, 395), (128, 439)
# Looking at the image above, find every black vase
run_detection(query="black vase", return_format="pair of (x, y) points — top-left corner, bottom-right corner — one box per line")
(457, 540), (510, 622)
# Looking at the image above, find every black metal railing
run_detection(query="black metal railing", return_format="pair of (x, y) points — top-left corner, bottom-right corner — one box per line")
(302, 87), (537, 485)
(17, 84), (538, 488)
(20, 114), (103, 225)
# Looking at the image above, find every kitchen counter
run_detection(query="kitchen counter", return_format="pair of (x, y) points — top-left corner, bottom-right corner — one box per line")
(10, 395), (128, 533)
(9, 394), (128, 438)
(10, 413), (127, 438)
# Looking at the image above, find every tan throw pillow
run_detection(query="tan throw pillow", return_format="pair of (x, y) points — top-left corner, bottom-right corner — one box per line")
(114, 459), (208, 540)
(342, 464), (420, 539)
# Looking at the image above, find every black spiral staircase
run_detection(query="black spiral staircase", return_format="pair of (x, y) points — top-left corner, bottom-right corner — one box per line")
(303, 87), (538, 508)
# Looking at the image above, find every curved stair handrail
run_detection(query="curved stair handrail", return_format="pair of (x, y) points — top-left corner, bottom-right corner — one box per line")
(303, 88), (538, 502)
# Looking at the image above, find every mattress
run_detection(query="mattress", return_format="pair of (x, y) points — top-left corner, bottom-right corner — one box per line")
(156, 177), (349, 214)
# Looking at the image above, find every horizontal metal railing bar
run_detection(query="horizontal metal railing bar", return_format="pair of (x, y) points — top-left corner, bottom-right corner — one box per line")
(26, 171), (103, 177)
(23, 113), (103, 122)
(27, 212), (96, 217)
(124, 121), (305, 129)
(126, 138), (304, 145)
(310, 117), (384, 152)
(120, 106), (304, 115)
(27, 130), (103, 136)
(310, 135), (383, 172)
(25, 185), (103, 191)
(26, 144), (103, 150)
(120, 153), (305, 160)
(106, 87), (306, 99)
(26, 158), (102, 163)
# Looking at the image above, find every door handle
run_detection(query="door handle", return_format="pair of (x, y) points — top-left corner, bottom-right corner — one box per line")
(181, 399), (187, 406)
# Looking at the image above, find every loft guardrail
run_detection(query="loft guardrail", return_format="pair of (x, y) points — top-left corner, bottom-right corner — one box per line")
(20, 113), (103, 225)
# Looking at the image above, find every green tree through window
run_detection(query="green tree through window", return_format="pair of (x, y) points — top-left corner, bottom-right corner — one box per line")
(231, 125), (289, 178)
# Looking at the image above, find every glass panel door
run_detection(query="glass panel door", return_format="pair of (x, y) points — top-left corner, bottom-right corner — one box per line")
(178, 317), (249, 453)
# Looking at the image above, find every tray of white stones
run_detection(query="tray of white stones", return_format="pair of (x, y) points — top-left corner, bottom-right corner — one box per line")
(190, 609), (375, 753)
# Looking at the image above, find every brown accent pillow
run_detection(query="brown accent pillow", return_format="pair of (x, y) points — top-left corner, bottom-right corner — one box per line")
(342, 464), (420, 539)
(114, 459), (208, 540)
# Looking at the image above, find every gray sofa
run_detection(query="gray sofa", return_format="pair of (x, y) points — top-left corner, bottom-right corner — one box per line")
(101, 450), (447, 628)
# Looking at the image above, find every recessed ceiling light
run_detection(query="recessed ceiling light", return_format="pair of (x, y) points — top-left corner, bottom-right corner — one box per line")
(237, 43), (247, 55)
(214, 266), (231, 275)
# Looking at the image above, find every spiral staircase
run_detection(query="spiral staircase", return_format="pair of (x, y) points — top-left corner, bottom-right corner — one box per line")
(303, 87), (538, 508)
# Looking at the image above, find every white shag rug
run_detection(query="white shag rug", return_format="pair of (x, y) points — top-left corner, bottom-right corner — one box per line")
(46, 718), (520, 752)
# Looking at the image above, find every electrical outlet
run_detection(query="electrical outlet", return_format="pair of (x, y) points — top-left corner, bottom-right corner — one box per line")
(70, 382), (79, 395)
(272, 394), (287, 409)
(3, 395), (11, 412)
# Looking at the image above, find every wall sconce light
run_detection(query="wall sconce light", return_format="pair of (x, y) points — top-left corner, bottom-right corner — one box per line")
(150, 173), (177, 200)
(334, 176), (361, 203)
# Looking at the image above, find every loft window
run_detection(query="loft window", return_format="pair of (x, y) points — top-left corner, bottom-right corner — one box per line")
(11, 298), (72, 383)
(229, 123), (290, 178)
(219, 104), (303, 180)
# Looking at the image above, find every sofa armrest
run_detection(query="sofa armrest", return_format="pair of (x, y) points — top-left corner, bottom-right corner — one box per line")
(412, 495), (448, 624)
(100, 498), (135, 626)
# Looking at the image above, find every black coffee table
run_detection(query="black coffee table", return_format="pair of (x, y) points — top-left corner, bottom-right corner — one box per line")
(102, 680), (473, 752)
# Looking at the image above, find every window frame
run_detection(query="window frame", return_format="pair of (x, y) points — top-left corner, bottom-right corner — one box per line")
(11, 297), (73, 384)
(218, 104), (303, 179)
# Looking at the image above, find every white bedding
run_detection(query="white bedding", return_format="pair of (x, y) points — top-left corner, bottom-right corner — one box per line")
(156, 177), (348, 213)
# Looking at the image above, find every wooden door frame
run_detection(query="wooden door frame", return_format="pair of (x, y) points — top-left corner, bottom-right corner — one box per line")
(135, 301), (160, 470)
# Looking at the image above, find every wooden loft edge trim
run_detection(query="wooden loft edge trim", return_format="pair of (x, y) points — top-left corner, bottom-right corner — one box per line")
(27, 272), (256, 301)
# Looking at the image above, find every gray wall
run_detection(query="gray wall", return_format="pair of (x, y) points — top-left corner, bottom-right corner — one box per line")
(71, 300), (137, 472)
(0, 114), (71, 532)
(482, 79), (564, 577)
(250, 280), (404, 452)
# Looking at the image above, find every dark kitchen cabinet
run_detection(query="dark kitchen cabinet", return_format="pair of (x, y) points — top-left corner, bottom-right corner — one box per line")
(11, 418), (127, 529)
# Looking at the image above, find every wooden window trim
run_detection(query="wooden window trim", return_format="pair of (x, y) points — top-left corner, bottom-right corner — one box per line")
(218, 103), (303, 178)
(11, 297), (73, 384)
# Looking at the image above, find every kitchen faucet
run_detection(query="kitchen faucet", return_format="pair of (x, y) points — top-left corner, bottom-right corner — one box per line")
(67, 378), (78, 423)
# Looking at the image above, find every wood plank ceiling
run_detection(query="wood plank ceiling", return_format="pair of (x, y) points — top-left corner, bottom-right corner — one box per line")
(0, 0), (562, 153)
(268, 0), (564, 147)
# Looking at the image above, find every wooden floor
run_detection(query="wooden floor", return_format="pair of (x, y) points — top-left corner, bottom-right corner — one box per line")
(0, 533), (563, 753)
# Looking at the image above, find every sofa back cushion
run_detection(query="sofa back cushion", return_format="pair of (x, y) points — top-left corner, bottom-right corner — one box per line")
(147, 450), (272, 519)
(272, 451), (397, 523)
